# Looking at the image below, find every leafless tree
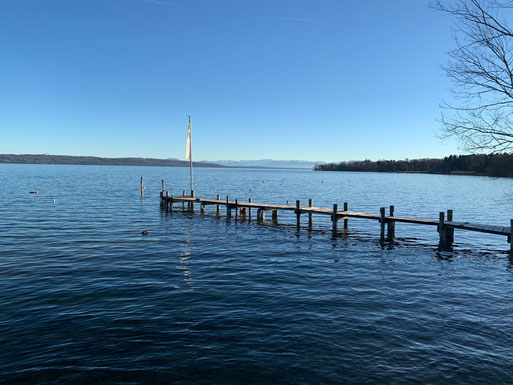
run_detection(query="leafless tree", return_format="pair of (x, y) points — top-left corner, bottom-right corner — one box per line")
(432, 0), (513, 152)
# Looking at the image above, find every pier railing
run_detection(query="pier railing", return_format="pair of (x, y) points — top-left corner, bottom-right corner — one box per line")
(159, 186), (513, 256)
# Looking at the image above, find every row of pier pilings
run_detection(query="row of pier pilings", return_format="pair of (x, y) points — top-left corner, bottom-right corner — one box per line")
(158, 181), (513, 256)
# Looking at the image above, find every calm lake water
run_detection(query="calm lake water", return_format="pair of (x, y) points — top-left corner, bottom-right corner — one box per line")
(1, 164), (513, 384)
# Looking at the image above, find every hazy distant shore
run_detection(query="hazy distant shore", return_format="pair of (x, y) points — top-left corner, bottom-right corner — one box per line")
(0, 154), (223, 168)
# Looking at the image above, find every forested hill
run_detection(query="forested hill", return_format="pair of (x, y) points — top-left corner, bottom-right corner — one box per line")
(0, 154), (222, 168)
(315, 154), (513, 177)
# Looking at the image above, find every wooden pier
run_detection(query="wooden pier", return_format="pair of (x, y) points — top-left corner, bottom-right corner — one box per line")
(159, 186), (513, 256)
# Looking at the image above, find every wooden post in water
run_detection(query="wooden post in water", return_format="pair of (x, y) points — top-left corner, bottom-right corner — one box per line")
(160, 191), (164, 207)
(166, 191), (170, 212)
(191, 190), (195, 212)
(308, 199), (313, 229)
(446, 209), (454, 247)
(248, 198), (252, 220)
(226, 196), (231, 218)
(168, 192), (173, 211)
(257, 208), (264, 223)
(182, 190), (186, 210)
(510, 219), (513, 257)
(161, 179), (165, 192)
(140, 177), (144, 197)
(387, 205), (395, 241)
(296, 200), (301, 229)
(216, 194), (221, 217)
(380, 207), (386, 242)
(235, 200), (239, 220)
(438, 212), (447, 249)
(344, 202), (348, 230)
(332, 204), (338, 237)
(272, 209), (278, 224)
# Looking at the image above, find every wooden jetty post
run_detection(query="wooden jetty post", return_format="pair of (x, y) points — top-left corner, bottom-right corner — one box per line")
(161, 179), (165, 192)
(387, 205), (395, 241)
(272, 209), (279, 224)
(166, 191), (171, 212)
(308, 199), (313, 229)
(332, 204), (338, 237)
(296, 200), (301, 229)
(446, 209), (454, 246)
(248, 198), (252, 220)
(190, 190), (195, 212)
(235, 200), (239, 220)
(438, 212), (448, 250)
(182, 190), (186, 210)
(140, 177), (144, 197)
(344, 202), (348, 229)
(258, 208), (265, 222)
(169, 191), (174, 211)
(510, 219), (513, 257)
(226, 196), (231, 218)
(380, 207), (386, 242)
(216, 194), (221, 217)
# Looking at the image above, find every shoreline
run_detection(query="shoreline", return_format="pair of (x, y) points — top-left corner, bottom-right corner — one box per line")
(315, 169), (513, 178)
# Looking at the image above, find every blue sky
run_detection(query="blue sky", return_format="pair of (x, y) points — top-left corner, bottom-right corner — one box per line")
(0, 0), (459, 162)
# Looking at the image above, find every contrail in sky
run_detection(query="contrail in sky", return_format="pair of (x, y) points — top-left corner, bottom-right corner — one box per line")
(264, 16), (315, 21)
(139, 0), (173, 5)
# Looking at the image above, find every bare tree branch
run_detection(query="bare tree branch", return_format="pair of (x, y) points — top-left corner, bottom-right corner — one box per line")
(431, 0), (513, 152)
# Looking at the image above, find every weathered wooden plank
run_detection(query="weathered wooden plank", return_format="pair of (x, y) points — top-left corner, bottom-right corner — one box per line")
(343, 212), (382, 220)
(300, 207), (332, 214)
(446, 221), (509, 235)
(392, 216), (439, 226)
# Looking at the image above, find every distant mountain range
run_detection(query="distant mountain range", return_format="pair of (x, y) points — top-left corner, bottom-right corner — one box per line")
(197, 159), (326, 169)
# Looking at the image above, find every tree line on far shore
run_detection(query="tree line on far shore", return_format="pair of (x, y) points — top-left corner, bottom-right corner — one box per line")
(314, 154), (513, 177)
(0, 154), (221, 168)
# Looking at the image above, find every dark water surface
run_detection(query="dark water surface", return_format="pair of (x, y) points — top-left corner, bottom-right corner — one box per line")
(1, 164), (513, 384)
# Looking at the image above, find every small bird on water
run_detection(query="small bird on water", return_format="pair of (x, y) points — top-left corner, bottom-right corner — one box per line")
(141, 230), (149, 236)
